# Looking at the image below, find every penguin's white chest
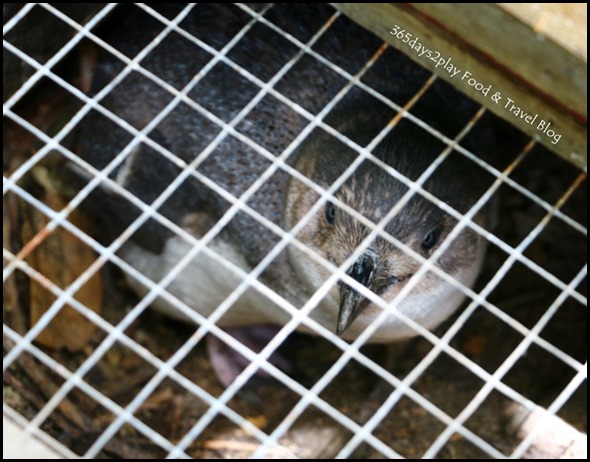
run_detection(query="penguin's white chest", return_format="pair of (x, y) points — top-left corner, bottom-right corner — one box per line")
(120, 237), (291, 327)
(120, 236), (484, 343)
(334, 254), (486, 342)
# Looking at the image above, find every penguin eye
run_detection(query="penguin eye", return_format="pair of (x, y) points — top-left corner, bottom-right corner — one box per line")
(421, 227), (441, 251)
(325, 202), (336, 225)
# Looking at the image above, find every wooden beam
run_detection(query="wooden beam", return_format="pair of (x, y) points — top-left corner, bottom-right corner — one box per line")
(331, 3), (587, 171)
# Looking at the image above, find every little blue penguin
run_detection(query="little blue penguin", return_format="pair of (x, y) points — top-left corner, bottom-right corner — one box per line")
(76, 4), (493, 349)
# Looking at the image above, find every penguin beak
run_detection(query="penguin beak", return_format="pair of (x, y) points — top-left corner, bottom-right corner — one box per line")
(336, 251), (375, 336)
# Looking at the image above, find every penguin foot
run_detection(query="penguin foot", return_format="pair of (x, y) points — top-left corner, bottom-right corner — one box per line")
(206, 325), (291, 388)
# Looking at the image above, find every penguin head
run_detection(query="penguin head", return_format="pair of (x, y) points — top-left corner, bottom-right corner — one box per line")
(284, 118), (489, 340)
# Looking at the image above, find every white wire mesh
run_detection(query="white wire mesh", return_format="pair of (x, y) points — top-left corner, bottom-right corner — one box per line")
(3, 3), (587, 459)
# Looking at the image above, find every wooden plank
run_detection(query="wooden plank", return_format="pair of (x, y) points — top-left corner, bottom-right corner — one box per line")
(331, 3), (587, 171)
(411, 3), (586, 118)
(498, 3), (586, 60)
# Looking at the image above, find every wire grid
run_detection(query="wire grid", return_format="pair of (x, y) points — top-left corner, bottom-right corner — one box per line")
(3, 3), (587, 459)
